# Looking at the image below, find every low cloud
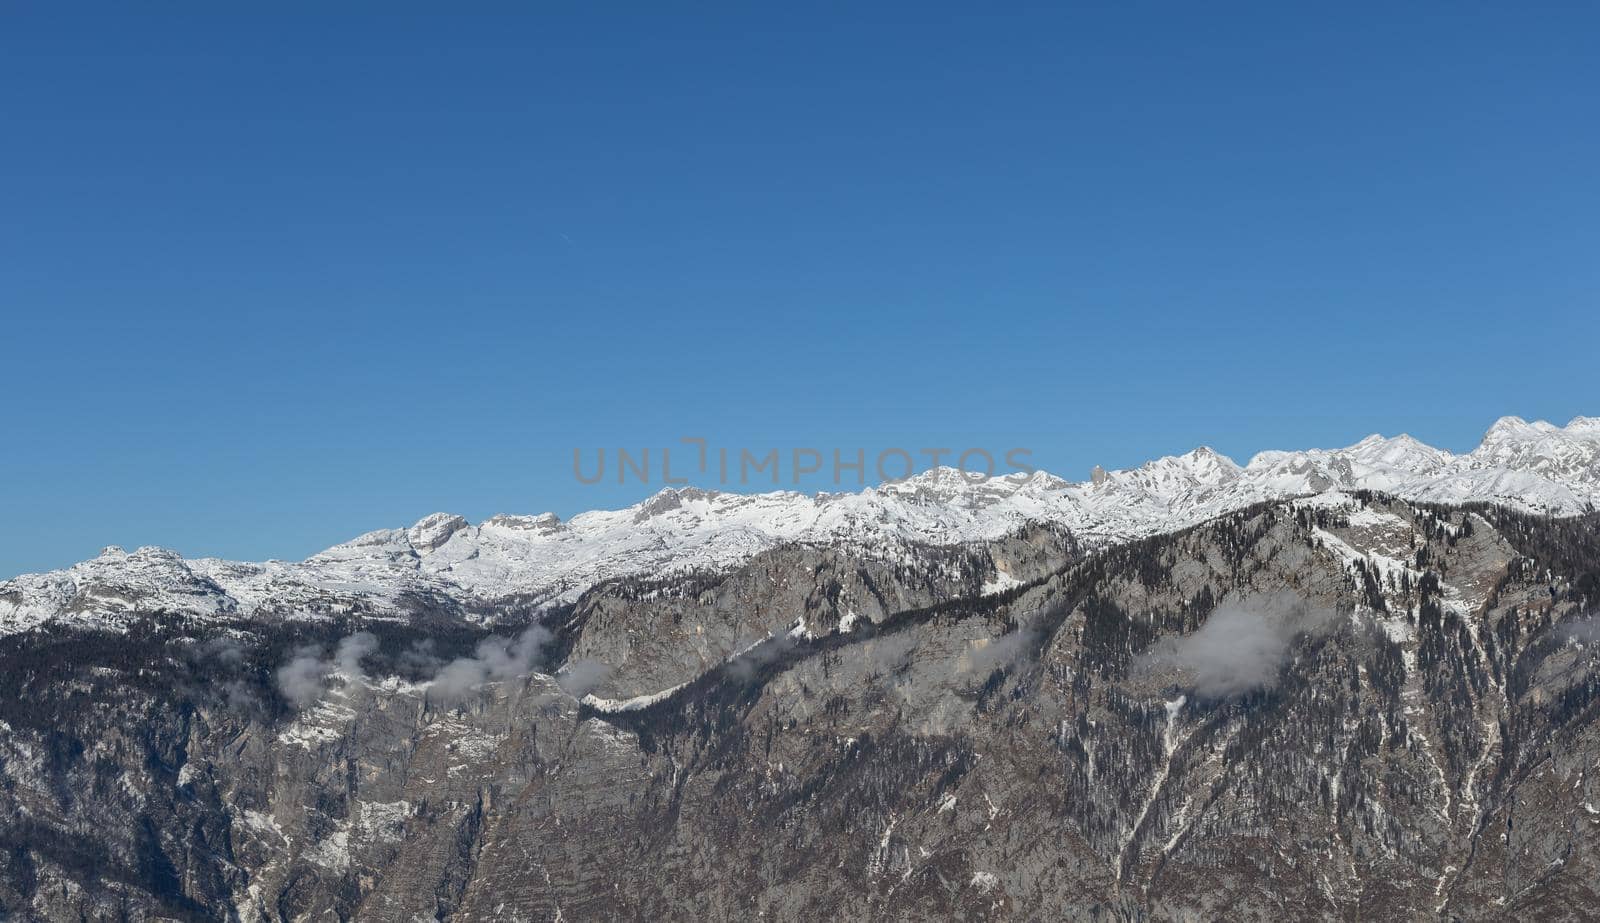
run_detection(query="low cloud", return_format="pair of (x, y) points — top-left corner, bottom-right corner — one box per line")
(194, 635), (247, 665)
(1558, 615), (1600, 645)
(275, 632), (379, 709)
(866, 631), (918, 671)
(960, 626), (1037, 675)
(276, 646), (330, 709)
(426, 625), (554, 704)
(397, 638), (443, 677)
(335, 632), (379, 676)
(727, 632), (800, 682)
(556, 658), (613, 697)
(275, 628), (566, 710)
(1136, 594), (1334, 699)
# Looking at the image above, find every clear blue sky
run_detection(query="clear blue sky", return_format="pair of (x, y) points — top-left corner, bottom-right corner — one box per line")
(3, 4), (1597, 577)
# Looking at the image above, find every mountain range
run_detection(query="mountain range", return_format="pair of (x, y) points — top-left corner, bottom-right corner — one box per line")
(5, 415), (1596, 635)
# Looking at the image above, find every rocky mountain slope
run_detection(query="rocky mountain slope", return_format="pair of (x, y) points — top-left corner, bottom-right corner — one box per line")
(3, 416), (1598, 636)
(2, 487), (1600, 919)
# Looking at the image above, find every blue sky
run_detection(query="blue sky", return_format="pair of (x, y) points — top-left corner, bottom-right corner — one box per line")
(3, 4), (1596, 577)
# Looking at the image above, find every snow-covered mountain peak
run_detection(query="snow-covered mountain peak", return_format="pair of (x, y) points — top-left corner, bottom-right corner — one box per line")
(1484, 415), (1549, 443)
(874, 466), (1031, 505)
(1176, 445), (1241, 480)
(316, 528), (410, 556)
(630, 485), (729, 522)
(1104, 445), (1243, 497)
(1344, 432), (1453, 472)
(407, 513), (469, 553)
(480, 512), (565, 534)
(1464, 415), (1600, 484)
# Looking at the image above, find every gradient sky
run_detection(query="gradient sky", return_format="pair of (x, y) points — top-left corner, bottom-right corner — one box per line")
(3, 3), (1597, 577)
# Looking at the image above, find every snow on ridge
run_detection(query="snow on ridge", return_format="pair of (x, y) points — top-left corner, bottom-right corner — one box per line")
(2, 415), (1598, 633)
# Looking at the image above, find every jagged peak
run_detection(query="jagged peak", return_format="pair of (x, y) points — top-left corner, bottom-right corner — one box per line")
(1189, 445), (1242, 473)
(882, 465), (1003, 490)
(1015, 469), (1073, 491)
(407, 513), (469, 553)
(630, 485), (733, 522)
(1126, 446), (1243, 484)
(1481, 415), (1563, 444)
(482, 512), (564, 532)
(317, 527), (411, 554)
(1343, 432), (1453, 468)
(1487, 414), (1531, 434)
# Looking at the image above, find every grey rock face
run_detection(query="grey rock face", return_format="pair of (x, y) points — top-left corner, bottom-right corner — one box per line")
(3, 496), (1600, 920)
